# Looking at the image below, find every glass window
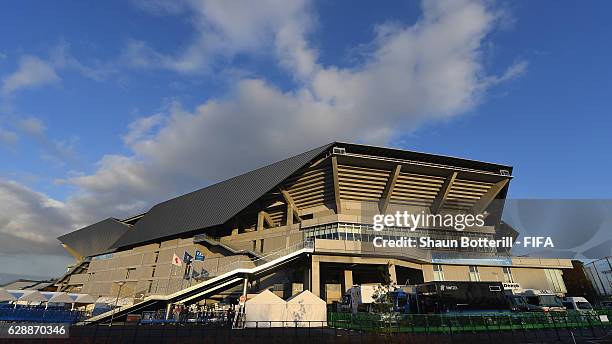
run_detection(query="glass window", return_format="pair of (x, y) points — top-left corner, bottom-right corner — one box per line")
(576, 302), (592, 310)
(433, 264), (445, 281)
(545, 269), (567, 293)
(469, 266), (480, 282)
(502, 267), (514, 283)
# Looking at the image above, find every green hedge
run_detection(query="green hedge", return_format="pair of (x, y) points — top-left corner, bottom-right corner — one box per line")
(327, 311), (611, 333)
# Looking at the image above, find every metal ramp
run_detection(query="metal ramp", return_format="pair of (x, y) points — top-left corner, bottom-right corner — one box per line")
(83, 240), (314, 325)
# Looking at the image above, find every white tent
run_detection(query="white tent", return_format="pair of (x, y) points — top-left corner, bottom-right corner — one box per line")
(285, 290), (327, 327)
(9, 290), (47, 304)
(0, 289), (17, 302)
(244, 290), (287, 328)
(68, 293), (96, 304)
(42, 292), (74, 304)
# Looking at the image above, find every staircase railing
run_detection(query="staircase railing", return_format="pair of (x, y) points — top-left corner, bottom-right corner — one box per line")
(201, 239), (314, 279)
(193, 233), (263, 258)
(84, 239), (315, 324)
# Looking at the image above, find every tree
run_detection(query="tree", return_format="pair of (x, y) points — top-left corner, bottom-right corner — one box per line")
(371, 262), (397, 315)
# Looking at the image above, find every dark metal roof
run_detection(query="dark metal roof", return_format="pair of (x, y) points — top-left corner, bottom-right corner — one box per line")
(335, 142), (513, 174)
(110, 143), (334, 249)
(58, 141), (514, 253)
(57, 218), (130, 258)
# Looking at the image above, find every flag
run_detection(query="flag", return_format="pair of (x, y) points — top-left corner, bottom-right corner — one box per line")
(194, 250), (205, 261)
(172, 253), (182, 266)
(183, 251), (194, 265)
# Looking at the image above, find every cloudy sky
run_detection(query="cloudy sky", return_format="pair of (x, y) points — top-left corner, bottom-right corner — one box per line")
(0, 0), (611, 280)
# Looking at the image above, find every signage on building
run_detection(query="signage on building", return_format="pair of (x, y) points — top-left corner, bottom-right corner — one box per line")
(502, 282), (521, 290)
(440, 284), (459, 291)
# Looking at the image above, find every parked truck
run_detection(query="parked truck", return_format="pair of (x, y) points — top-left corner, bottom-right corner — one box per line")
(561, 297), (594, 313)
(513, 289), (566, 312)
(339, 285), (418, 314)
(341, 282), (574, 315)
(416, 281), (511, 314)
(339, 285), (377, 313)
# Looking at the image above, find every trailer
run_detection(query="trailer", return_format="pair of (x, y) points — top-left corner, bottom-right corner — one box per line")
(416, 281), (510, 314)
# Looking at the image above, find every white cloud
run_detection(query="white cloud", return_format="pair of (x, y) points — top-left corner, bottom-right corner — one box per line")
(124, 0), (316, 75)
(123, 113), (166, 146)
(476, 59), (528, 92)
(66, 0), (524, 220)
(0, 42), (116, 103)
(0, 179), (77, 278)
(0, 180), (74, 252)
(1, 56), (60, 96)
(1, 0), (528, 278)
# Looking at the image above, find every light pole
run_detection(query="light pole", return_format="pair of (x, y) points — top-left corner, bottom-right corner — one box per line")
(110, 281), (125, 326)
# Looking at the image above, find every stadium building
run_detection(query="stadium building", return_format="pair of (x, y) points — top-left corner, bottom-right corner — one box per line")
(53, 142), (571, 320)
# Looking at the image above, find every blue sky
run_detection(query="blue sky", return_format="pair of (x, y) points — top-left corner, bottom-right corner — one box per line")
(0, 0), (611, 278)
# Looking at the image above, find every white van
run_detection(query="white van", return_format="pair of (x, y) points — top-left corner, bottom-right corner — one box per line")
(562, 297), (595, 314)
(514, 289), (565, 312)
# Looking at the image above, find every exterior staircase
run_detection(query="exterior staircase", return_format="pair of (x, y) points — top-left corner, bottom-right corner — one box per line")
(83, 240), (314, 325)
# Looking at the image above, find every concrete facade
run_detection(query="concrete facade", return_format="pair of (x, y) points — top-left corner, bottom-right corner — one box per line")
(55, 143), (573, 305)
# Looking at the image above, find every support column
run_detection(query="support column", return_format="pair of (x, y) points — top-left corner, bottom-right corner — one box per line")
(286, 204), (294, 226)
(242, 277), (248, 295)
(165, 303), (173, 320)
(257, 211), (264, 231)
(331, 156), (342, 214)
(303, 264), (311, 292)
(255, 239), (263, 253)
(388, 263), (397, 285)
(311, 257), (320, 297)
(344, 270), (353, 292)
